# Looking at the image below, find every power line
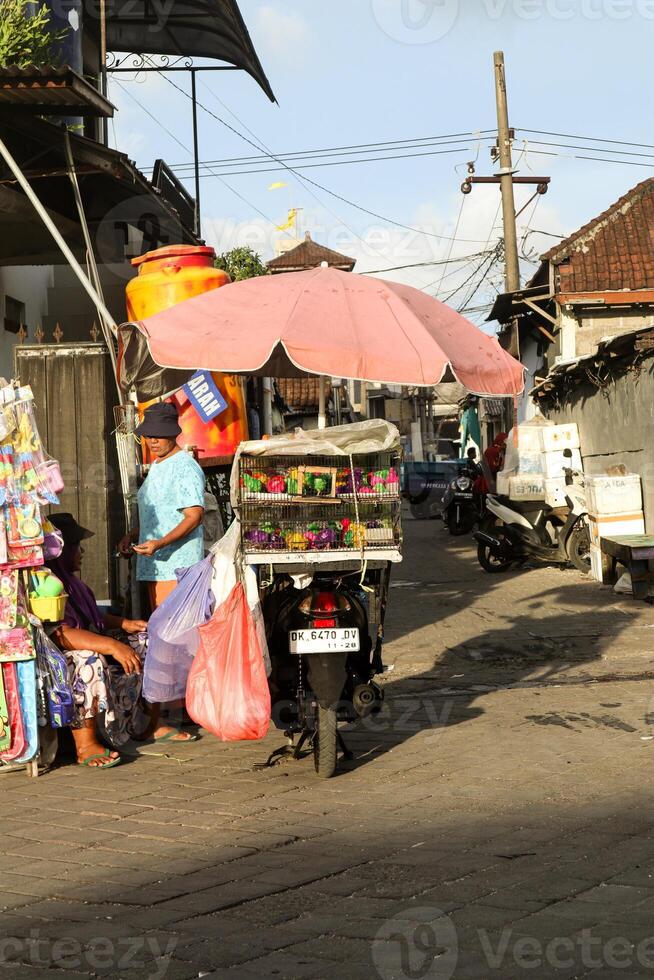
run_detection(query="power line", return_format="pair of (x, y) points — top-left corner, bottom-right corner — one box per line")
(156, 132), (495, 171)
(518, 128), (654, 151)
(523, 138), (654, 162)
(156, 72), (493, 245)
(110, 77), (292, 236)
(180, 72), (390, 260)
(150, 145), (486, 180)
(524, 148), (654, 169)
(362, 250), (487, 275)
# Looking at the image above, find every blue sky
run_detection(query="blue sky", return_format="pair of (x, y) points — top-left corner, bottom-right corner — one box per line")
(107, 1), (654, 323)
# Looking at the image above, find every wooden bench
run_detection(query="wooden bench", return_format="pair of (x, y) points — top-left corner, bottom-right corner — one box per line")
(600, 534), (654, 600)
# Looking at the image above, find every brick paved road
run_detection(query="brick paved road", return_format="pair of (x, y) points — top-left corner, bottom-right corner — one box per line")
(3, 517), (654, 979)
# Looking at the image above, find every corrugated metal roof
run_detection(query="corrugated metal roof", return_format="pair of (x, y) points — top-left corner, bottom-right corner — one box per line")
(0, 65), (114, 117)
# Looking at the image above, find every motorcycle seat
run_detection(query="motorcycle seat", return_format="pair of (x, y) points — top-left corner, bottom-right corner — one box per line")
(493, 494), (553, 514)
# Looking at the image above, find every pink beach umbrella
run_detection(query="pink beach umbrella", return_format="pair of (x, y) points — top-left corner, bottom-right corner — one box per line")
(126, 266), (523, 396)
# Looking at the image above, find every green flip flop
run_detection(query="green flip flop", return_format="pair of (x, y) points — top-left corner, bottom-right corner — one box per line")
(79, 749), (122, 769)
(154, 728), (199, 743)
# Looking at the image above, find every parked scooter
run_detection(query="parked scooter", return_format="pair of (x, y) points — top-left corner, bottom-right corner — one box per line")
(263, 568), (386, 778)
(473, 448), (591, 573)
(441, 451), (484, 536)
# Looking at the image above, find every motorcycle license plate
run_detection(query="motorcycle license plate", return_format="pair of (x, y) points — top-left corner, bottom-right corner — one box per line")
(289, 628), (360, 654)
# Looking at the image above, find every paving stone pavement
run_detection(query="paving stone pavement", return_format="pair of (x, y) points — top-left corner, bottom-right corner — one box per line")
(3, 515), (654, 978)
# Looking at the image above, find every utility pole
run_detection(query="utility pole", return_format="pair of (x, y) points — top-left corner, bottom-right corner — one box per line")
(493, 51), (520, 294)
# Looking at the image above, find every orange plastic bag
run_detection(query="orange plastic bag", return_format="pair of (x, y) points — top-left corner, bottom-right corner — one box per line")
(186, 583), (271, 741)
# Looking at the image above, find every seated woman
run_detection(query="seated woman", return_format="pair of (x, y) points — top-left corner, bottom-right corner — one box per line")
(47, 513), (146, 769)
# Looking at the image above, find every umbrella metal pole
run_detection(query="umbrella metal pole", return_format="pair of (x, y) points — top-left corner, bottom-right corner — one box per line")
(318, 376), (326, 429)
(262, 377), (273, 435)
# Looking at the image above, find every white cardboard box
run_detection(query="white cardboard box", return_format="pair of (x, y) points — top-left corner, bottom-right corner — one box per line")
(542, 448), (583, 479)
(586, 474), (642, 516)
(496, 469), (513, 496)
(541, 423), (580, 454)
(588, 511), (645, 550)
(509, 474), (546, 500)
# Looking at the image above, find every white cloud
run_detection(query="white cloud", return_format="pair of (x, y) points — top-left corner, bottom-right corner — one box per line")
(202, 189), (569, 329)
(254, 4), (312, 65)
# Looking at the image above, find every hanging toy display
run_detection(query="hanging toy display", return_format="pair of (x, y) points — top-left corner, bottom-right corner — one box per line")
(0, 381), (66, 772)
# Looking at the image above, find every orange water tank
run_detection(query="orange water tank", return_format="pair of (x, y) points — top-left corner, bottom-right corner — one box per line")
(125, 244), (248, 464)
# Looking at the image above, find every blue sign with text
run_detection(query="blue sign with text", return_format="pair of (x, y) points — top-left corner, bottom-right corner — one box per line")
(183, 371), (228, 423)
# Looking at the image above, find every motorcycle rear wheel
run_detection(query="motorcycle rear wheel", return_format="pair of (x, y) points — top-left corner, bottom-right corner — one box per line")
(314, 704), (338, 779)
(567, 524), (591, 574)
(477, 519), (513, 573)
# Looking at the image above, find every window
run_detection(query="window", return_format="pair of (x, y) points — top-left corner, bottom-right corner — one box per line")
(4, 296), (25, 335)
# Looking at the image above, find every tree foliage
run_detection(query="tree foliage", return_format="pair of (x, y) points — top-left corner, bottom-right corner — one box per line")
(214, 246), (269, 282)
(0, 0), (69, 69)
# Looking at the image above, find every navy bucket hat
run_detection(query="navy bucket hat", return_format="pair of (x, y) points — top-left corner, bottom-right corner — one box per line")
(135, 402), (182, 438)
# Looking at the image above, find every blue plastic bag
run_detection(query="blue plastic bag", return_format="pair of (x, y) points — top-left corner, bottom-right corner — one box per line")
(34, 628), (75, 728)
(143, 556), (214, 704)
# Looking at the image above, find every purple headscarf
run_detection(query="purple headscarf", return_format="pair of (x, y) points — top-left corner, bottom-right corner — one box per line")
(47, 543), (105, 633)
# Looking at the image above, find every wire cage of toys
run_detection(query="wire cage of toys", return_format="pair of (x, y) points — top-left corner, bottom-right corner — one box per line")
(238, 452), (402, 558)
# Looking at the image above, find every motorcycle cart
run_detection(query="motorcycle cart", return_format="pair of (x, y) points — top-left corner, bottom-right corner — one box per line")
(232, 422), (402, 777)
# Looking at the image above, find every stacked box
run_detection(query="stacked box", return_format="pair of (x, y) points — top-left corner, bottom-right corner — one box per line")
(508, 475), (546, 500)
(498, 422), (582, 502)
(588, 512), (645, 552)
(586, 474), (642, 515)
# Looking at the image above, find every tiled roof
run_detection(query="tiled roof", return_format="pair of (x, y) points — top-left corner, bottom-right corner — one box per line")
(542, 178), (654, 293)
(267, 233), (356, 272)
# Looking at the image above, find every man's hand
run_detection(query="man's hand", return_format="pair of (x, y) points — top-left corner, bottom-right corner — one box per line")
(118, 532), (136, 557)
(109, 642), (142, 675)
(132, 540), (161, 557)
(122, 619), (148, 635)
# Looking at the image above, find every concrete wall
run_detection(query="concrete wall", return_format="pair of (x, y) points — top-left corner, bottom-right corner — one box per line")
(518, 335), (542, 423)
(542, 359), (654, 531)
(575, 308), (654, 357)
(0, 266), (52, 378)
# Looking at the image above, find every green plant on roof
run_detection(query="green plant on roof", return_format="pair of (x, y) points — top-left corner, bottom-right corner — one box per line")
(214, 246), (270, 282)
(0, 0), (69, 70)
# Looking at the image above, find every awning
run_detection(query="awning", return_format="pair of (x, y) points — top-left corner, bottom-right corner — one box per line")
(0, 66), (114, 117)
(0, 110), (197, 265)
(105, 0), (275, 102)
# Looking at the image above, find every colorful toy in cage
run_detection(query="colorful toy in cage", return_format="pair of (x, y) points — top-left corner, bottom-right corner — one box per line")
(337, 467), (364, 494)
(343, 522), (366, 548)
(304, 523), (338, 550)
(266, 474), (286, 495)
(369, 469), (387, 487)
(243, 473), (264, 494)
(287, 468), (299, 495)
(245, 527), (269, 546)
(285, 530), (308, 551)
(303, 471), (327, 495)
